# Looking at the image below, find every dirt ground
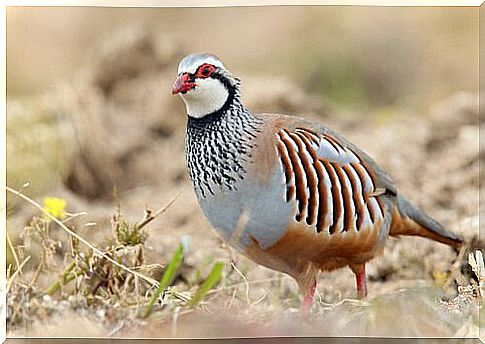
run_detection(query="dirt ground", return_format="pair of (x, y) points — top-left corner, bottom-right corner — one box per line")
(6, 26), (483, 338)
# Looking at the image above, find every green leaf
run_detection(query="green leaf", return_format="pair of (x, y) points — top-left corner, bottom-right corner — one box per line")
(44, 261), (77, 295)
(187, 261), (224, 308)
(141, 243), (184, 318)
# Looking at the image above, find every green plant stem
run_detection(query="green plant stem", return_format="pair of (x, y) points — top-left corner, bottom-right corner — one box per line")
(188, 261), (224, 308)
(141, 244), (184, 318)
(44, 261), (77, 295)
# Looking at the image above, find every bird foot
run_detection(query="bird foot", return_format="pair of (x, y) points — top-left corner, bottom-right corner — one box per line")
(300, 279), (317, 319)
(354, 264), (368, 299)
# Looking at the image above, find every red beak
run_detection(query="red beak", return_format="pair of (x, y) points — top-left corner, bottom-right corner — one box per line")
(172, 73), (197, 95)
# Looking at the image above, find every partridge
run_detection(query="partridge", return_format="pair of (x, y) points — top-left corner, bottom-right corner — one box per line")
(172, 53), (463, 316)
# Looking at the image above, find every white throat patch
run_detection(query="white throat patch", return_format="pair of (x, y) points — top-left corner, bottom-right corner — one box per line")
(180, 78), (229, 118)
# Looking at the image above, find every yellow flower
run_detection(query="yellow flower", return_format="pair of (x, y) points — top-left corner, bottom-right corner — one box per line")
(432, 269), (448, 287)
(43, 196), (66, 220)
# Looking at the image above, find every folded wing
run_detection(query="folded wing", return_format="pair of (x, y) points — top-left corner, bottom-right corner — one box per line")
(276, 126), (388, 235)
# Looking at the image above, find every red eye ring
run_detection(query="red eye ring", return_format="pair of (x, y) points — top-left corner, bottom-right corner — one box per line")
(196, 64), (215, 78)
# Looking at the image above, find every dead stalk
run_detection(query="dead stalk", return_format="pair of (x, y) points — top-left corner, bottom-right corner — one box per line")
(6, 230), (21, 274)
(231, 261), (251, 305)
(6, 256), (31, 294)
(136, 189), (183, 231)
(4, 185), (165, 288)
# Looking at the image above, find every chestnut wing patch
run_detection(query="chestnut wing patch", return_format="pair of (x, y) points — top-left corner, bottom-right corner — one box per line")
(276, 127), (385, 235)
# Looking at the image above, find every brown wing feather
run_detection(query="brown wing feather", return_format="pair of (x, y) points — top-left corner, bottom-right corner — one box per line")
(275, 126), (386, 236)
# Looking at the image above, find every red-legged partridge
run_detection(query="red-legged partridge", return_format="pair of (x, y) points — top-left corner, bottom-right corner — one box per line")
(172, 53), (463, 316)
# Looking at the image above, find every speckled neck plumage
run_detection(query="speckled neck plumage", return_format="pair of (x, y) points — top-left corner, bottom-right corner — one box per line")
(185, 85), (263, 199)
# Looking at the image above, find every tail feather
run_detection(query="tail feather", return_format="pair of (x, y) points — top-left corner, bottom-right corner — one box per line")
(390, 195), (463, 248)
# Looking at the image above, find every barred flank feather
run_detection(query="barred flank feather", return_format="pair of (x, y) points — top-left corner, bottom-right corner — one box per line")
(276, 127), (384, 236)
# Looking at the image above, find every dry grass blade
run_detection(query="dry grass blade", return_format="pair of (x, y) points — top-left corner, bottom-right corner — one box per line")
(6, 230), (21, 275)
(5, 185), (163, 288)
(231, 261), (251, 305)
(62, 211), (88, 223)
(468, 250), (485, 299)
(209, 276), (285, 295)
(135, 189), (183, 231)
(445, 245), (469, 289)
(6, 256), (31, 294)
(468, 250), (484, 282)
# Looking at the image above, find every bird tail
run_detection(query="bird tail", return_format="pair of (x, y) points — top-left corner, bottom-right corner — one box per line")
(389, 194), (463, 248)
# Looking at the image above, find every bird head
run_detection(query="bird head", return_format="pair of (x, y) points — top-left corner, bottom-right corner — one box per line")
(172, 53), (239, 119)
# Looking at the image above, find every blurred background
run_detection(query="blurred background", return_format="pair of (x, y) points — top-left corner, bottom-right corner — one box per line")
(8, 7), (477, 107)
(6, 6), (481, 338)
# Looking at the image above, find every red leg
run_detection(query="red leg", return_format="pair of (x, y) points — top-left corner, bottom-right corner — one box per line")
(300, 278), (317, 319)
(353, 264), (368, 299)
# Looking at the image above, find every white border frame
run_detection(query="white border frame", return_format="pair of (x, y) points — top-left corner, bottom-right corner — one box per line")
(3, 0), (485, 6)
(1, 3), (6, 343)
(2, 1), (482, 343)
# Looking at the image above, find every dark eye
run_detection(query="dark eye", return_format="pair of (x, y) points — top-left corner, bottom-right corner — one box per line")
(202, 67), (211, 75)
(197, 64), (215, 78)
